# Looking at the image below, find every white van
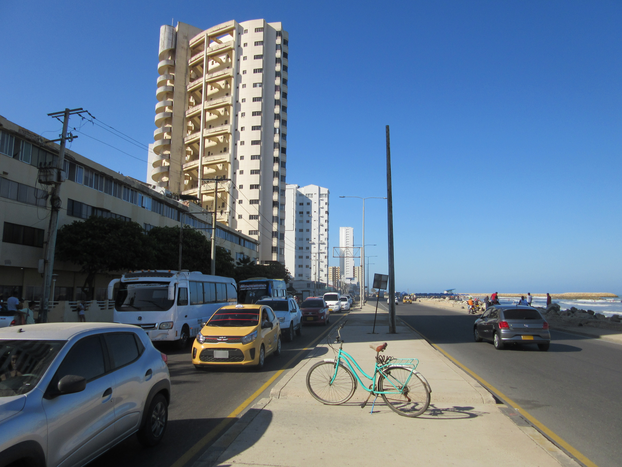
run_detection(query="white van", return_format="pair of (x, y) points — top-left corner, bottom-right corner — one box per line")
(323, 292), (342, 313)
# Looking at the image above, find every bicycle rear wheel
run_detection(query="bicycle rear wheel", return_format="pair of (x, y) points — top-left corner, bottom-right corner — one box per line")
(378, 366), (430, 417)
(306, 361), (357, 405)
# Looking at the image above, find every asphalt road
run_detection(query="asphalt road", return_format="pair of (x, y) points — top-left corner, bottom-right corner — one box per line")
(89, 313), (347, 467)
(393, 300), (622, 467)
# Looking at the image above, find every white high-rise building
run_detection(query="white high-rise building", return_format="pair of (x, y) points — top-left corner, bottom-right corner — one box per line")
(284, 184), (329, 283)
(150, 20), (289, 263)
(339, 227), (354, 279)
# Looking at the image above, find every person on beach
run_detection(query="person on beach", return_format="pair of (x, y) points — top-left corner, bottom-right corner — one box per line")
(546, 293), (552, 307)
(484, 296), (490, 309)
(518, 296), (528, 305)
(491, 292), (499, 305)
(527, 293), (533, 306)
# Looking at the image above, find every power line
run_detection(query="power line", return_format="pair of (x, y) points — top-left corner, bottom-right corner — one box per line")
(72, 128), (148, 163)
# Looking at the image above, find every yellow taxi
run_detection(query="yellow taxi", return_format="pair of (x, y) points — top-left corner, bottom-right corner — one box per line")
(192, 304), (281, 370)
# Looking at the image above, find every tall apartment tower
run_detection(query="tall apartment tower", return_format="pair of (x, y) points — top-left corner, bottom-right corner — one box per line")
(284, 184), (329, 283)
(339, 227), (354, 279)
(150, 20), (289, 263)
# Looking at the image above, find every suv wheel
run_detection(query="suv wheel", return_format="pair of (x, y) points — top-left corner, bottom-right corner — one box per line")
(138, 393), (168, 446)
(286, 323), (295, 342)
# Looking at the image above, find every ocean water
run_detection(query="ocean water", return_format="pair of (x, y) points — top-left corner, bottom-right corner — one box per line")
(495, 295), (622, 317)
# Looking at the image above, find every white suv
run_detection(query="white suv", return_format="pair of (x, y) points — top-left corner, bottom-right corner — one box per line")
(323, 292), (342, 313)
(0, 323), (171, 467)
(256, 298), (302, 342)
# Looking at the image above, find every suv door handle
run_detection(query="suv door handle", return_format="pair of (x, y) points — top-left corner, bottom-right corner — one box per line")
(145, 369), (153, 381)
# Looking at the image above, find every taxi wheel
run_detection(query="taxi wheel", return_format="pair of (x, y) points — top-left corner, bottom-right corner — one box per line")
(256, 345), (266, 370)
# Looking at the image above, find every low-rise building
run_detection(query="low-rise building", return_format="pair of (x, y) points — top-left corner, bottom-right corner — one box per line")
(0, 115), (257, 306)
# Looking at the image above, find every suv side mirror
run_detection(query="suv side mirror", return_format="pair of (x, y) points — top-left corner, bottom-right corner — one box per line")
(58, 375), (86, 395)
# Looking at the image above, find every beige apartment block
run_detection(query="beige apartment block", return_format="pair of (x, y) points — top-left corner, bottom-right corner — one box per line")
(150, 19), (289, 264)
(0, 115), (257, 304)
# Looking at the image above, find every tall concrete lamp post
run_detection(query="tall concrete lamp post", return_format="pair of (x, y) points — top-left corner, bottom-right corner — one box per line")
(339, 196), (386, 309)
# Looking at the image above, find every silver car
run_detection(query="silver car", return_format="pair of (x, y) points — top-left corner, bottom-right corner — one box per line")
(0, 323), (171, 467)
(474, 305), (551, 351)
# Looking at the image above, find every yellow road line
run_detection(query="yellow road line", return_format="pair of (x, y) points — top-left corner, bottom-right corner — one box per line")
(171, 316), (345, 467)
(400, 320), (596, 467)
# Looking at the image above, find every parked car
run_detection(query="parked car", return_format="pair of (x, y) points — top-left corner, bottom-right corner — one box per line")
(256, 297), (302, 342)
(300, 297), (330, 325)
(323, 292), (342, 313)
(0, 323), (171, 467)
(339, 296), (351, 311)
(192, 304), (281, 370)
(473, 305), (551, 351)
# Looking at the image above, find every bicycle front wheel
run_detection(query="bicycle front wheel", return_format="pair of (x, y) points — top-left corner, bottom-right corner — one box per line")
(306, 361), (357, 405)
(378, 366), (430, 417)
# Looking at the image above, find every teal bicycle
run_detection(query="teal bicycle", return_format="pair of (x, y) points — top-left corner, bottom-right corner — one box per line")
(306, 323), (432, 417)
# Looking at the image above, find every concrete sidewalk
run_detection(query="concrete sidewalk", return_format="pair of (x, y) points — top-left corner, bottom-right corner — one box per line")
(194, 305), (580, 467)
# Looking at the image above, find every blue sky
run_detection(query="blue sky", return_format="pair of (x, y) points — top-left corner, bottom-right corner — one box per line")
(2, 1), (621, 294)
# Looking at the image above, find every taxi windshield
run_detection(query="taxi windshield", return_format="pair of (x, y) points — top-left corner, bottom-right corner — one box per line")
(207, 308), (259, 327)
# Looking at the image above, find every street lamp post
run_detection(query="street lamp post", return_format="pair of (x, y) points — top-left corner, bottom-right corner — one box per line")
(340, 196), (386, 309)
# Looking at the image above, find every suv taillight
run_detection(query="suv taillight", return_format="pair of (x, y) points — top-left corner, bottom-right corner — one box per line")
(498, 321), (509, 329)
(543, 322), (549, 330)
(161, 352), (168, 364)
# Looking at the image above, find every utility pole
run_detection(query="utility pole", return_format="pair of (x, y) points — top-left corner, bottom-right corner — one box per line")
(201, 177), (230, 275)
(386, 125), (396, 333)
(40, 108), (88, 323)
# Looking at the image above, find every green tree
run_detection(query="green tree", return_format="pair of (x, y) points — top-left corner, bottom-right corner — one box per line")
(56, 217), (153, 299)
(146, 226), (236, 277)
(234, 258), (290, 283)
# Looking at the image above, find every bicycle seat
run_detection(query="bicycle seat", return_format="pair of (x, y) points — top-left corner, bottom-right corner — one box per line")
(370, 343), (388, 353)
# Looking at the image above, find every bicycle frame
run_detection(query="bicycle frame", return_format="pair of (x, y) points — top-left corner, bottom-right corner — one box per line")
(326, 343), (418, 396)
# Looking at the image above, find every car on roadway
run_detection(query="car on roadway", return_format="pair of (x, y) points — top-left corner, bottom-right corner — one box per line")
(339, 296), (351, 311)
(323, 292), (342, 313)
(300, 297), (330, 325)
(256, 297), (302, 342)
(473, 305), (551, 351)
(387, 296), (399, 305)
(192, 304), (281, 370)
(0, 323), (171, 467)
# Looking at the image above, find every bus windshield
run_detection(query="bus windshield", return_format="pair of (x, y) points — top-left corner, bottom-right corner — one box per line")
(238, 282), (270, 304)
(115, 282), (174, 312)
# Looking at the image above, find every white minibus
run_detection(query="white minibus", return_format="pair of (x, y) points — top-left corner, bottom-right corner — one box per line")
(108, 270), (237, 348)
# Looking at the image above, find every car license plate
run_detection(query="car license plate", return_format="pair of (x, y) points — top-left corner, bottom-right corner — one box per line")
(306, 317), (314, 321)
(214, 350), (229, 359)
(521, 335), (534, 340)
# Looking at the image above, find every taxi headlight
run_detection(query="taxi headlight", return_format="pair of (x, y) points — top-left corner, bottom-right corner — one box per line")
(241, 330), (258, 345)
(159, 321), (174, 330)
(196, 333), (206, 344)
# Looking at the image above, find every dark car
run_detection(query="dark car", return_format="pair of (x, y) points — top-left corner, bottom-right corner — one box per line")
(473, 305), (551, 351)
(300, 297), (330, 325)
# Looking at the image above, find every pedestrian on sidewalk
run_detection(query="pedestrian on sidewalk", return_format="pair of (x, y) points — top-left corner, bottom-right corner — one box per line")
(77, 300), (86, 322)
